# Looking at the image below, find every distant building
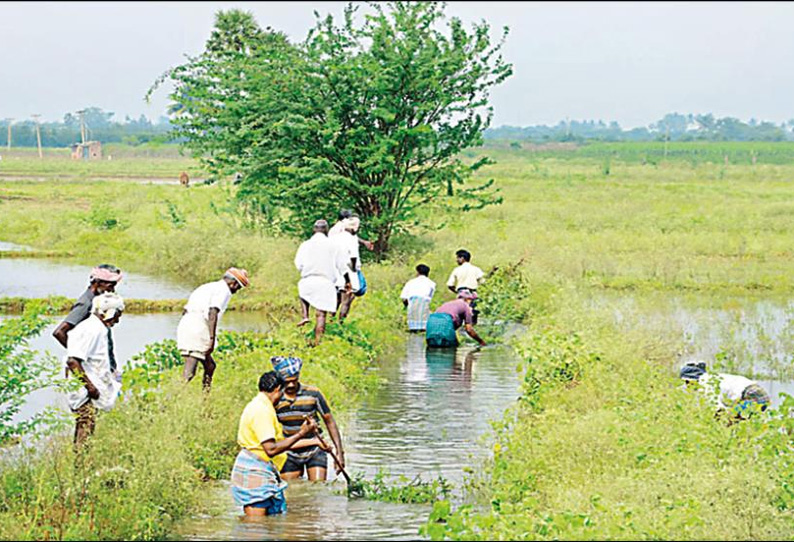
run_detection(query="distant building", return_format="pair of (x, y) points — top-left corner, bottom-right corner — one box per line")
(71, 141), (102, 160)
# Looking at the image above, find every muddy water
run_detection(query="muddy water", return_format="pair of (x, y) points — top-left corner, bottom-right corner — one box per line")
(0, 258), (191, 299)
(174, 337), (523, 541)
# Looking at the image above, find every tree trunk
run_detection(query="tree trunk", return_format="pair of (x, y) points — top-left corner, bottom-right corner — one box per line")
(373, 224), (392, 260)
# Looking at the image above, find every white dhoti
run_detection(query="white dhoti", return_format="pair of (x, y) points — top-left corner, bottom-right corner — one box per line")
(177, 312), (212, 360)
(298, 276), (338, 313)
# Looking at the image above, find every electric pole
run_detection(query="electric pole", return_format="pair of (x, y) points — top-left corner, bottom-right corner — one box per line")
(76, 109), (87, 145)
(31, 114), (43, 159)
(6, 119), (11, 151)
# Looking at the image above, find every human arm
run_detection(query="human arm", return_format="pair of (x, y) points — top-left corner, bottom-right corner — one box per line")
(66, 356), (100, 399)
(261, 417), (318, 457)
(359, 238), (374, 251)
(464, 324), (487, 346)
(322, 412), (345, 469)
(52, 321), (73, 348)
(206, 307), (220, 356)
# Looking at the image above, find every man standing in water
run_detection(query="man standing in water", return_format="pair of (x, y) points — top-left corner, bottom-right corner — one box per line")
(177, 267), (249, 390)
(53, 264), (123, 371)
(426, 290), (487, 348)
(65, 292), (125, 448)
(231, 370), (319, 516)
(400, 264), (436, 332)
(295, 220), (351, 345)
(272, 356), (345, 481)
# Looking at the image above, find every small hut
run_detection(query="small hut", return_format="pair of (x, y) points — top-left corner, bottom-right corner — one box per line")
(70, 141), (102, 160)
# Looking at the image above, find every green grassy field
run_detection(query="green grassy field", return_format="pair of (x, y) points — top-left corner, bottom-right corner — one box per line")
(3, 142), (794, 539)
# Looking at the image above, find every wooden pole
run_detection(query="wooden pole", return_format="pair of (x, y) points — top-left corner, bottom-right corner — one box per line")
(32, 114), (43, 159)
(6, 120), (11, 151)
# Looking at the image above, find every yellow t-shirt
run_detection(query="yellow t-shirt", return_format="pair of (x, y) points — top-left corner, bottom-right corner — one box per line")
(237, 393), (287, 471)
(447, 262), (485, 291)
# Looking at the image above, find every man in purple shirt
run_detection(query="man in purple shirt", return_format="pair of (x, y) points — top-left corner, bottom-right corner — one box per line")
(425, 290), (486, 347)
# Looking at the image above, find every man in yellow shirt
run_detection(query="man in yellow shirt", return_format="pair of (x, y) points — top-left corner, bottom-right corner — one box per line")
(231, 370), (319, 516)
(447, 249), (486, 324)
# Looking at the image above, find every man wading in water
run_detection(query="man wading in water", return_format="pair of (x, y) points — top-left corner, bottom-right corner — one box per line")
(231, 370), (319, 516)
(426, 290), (487, 348)
(272, 356), (345, 481)
(53, 264), (123, 373)
(176, 267), (249, 390)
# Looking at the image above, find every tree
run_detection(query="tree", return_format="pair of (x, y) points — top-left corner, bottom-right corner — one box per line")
(151, 3), (512, 255)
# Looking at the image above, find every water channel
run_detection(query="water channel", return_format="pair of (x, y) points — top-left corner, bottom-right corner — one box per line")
(5, 254), (794, 539)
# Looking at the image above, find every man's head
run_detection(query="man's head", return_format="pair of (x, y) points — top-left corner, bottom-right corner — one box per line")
(416, 264), (430, 277)
(344, 216), (361, 234)
(457, 289), (478, 305)
(338, 209), (353, 221)
(271, 356), (302, 394)
(258, 370), (285, 404)
(90, 264), (122, 294)
(223, 267), (250, 294)
(456, 249), (471, 265)
(92, 292), (125, 327)
(313, 219), (329, 236)
(679, 361), (707, 383)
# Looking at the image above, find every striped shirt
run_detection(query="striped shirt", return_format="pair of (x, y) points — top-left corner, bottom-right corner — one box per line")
(275, 384), (331, 459)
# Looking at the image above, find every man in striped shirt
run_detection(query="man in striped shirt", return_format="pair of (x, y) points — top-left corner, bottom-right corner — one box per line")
(271, 356), (345, 481)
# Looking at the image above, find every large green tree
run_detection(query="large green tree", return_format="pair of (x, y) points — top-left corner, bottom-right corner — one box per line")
(151, 2), (512, 255)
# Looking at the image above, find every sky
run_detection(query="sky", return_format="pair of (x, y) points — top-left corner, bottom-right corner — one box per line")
(2, 1), (793, 128)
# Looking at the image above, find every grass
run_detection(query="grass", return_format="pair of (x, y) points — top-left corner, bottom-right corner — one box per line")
(3, 141), (794, 539)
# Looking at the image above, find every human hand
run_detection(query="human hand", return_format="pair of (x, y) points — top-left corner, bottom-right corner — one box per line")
(299, 416), (318, 437)
(86, 383), (100, 400)
(362, 240), (374, 251)
(334, 451), (346, 472)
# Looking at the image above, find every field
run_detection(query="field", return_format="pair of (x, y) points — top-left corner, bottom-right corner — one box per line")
(3, 142), (794, 539)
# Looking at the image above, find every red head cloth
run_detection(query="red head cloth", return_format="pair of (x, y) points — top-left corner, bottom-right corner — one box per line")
(225, 267), (250, 288)
(90, 266), (123, 283)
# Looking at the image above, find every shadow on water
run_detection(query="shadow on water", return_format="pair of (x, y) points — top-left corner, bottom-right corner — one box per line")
(173, 335), (524, 541)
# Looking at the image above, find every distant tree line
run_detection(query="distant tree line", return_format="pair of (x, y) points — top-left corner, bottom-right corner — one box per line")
(0, 107), (173, 148)
(486, 113), (794, 143)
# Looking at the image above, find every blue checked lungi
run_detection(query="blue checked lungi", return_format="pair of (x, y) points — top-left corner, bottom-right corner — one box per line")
(231, 449), (288, 514)
(407, 296), (432, 331)
(425, 313), (458, 348)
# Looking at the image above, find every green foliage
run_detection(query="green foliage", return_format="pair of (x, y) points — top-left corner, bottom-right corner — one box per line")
(154, 2), (511, 254)
(83, 202), (127, 231)
(0, 304), (58, 444)
(477, 259), (532, 324)
(351, 470), (452, 504)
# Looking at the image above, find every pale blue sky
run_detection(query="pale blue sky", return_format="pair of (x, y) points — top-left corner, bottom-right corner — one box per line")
(2, 1), (793, 128)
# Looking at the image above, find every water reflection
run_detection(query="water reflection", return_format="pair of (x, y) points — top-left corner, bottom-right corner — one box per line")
(174, 338), (522, 541)
(0, 258), (191, 299)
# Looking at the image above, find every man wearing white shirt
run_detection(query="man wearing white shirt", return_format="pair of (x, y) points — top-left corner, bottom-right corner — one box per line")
(177, 267), (249, 390)
(66, 292), (125, 448)
(332, 217), (362, 323)
(295, 220), (351, 345)
(679, 361), (770, 419)
(400, 264), (436, 332)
